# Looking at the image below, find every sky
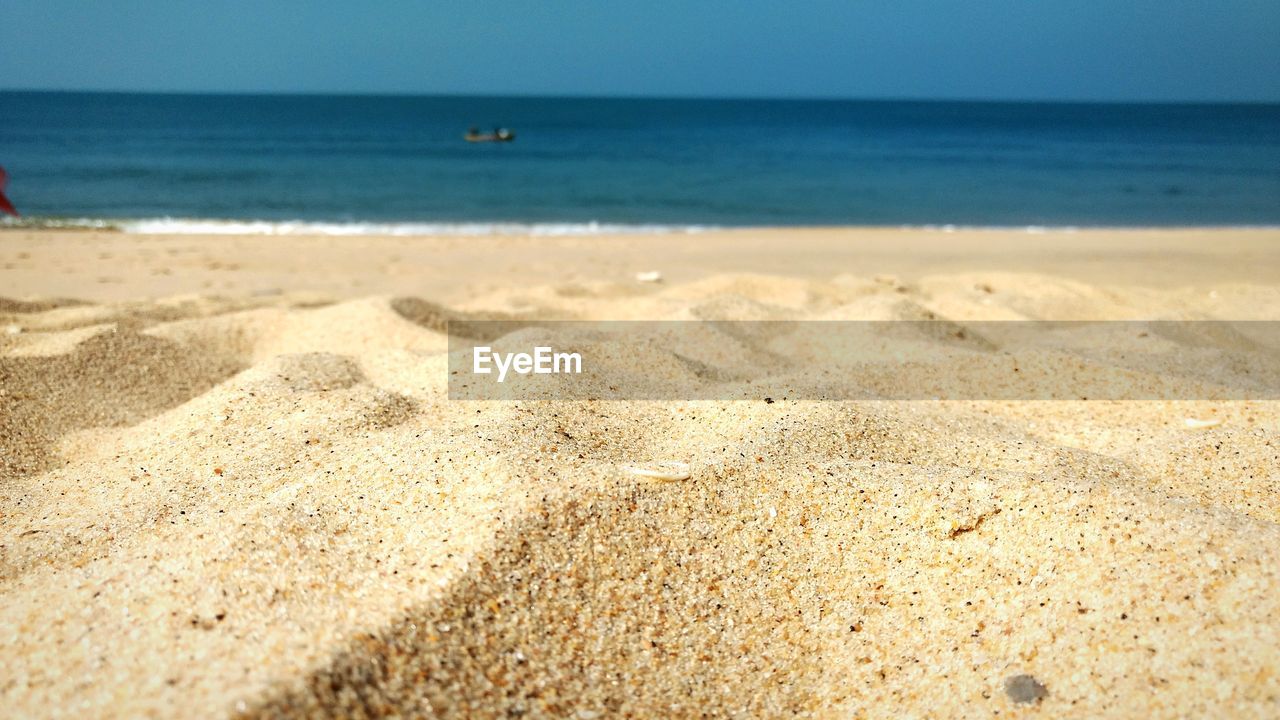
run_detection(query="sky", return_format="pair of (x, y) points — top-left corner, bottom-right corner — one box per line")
(2, 1), (1278, 102)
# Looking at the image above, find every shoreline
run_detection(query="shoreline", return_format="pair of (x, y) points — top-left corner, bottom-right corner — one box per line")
(6, 220), (1280, 235)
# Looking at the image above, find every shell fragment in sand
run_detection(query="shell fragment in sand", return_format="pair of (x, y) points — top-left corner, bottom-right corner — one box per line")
(621, 461), (691, 481)
(635, 270), (663, 283)
(1184, 417), (1222, 429)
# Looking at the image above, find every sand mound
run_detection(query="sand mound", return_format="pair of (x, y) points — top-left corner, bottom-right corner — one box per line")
(260, 457), (1280, 718)
(0, 323), (243, 478)
(2, 270), (1278, 719)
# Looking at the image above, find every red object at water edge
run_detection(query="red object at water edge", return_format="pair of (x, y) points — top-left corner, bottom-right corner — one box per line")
(0, 166), (19, 217)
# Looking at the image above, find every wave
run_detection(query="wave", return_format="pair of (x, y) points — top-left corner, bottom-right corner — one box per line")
(0, 216), (719, 236)
(4, 216), (1275, 235)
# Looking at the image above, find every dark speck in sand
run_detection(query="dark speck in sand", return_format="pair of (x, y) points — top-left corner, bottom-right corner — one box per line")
(1004, 674), (1048, 704)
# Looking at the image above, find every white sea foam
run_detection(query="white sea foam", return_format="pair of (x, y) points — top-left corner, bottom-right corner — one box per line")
(119, 218), (717, 236)
(908, 223), (1083, 234)
(0, 216), (718, 236)
(3, 217), (1270, 235)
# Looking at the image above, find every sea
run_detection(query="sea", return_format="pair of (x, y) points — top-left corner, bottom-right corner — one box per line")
(1, 91), (1278, 233)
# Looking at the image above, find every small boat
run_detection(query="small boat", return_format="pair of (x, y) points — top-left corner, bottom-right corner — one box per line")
(465, 127), (515, 143)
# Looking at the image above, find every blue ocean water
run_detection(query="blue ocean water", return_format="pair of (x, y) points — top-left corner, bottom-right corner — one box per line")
(1, 91), (1278, 231)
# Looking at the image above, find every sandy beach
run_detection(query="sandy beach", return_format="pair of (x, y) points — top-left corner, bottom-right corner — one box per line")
(2, 226), (1279, 718)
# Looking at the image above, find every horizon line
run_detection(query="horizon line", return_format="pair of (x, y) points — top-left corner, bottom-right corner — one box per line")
(2, 87), (1279, 107)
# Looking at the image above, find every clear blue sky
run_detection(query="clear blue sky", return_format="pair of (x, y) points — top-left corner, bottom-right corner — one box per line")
(2, 1), (1278, 101)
